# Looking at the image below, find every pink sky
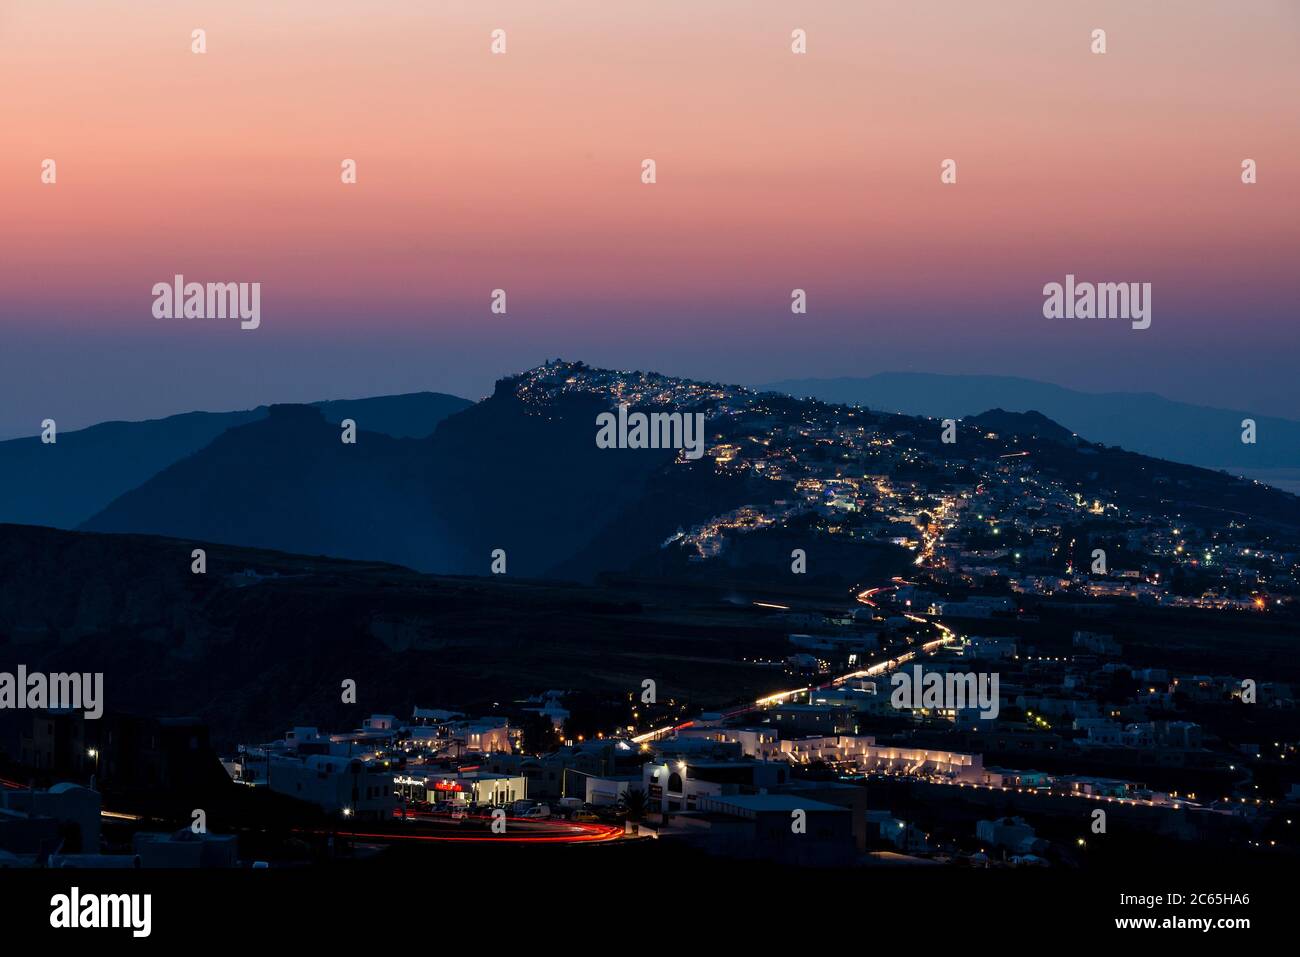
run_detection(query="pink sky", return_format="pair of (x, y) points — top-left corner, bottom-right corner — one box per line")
(1, 1), (1297, 430)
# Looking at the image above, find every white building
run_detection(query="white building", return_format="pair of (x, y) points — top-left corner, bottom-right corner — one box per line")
(584, 775), (641, 807)
(268, 754), (397, 820)
(642, 759), (790, 814)
(395, 768), (526, 808)
(965, 636), (1017, 660)
(671, 726), (781, 760)
(0, 783), (101, 858)
(780, 735), (988, 784)
(976, 816), (1040, 854)
(450, 719), (512, 755)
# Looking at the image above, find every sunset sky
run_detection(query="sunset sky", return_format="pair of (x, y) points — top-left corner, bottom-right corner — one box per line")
(2, 0), (1297, 435)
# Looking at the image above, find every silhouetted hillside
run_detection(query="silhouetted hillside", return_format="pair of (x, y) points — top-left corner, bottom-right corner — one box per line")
(79, 384), (729, 578)
(72, 364), (1300, 579)
(0, 392), (471, 530)
(969, 408), (1077, 445)
(0, 525), (792, 748)
(81, 405), (447, 571)
(0, 410), (266, 529)
(763, 372), (1300, 476)
(313, 391), (472, 438)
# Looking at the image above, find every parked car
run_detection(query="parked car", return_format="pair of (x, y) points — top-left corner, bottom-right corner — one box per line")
(556, 797), (584, 815)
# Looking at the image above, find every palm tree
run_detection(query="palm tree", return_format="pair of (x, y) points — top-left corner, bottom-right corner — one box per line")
(619, 787), (648, 823)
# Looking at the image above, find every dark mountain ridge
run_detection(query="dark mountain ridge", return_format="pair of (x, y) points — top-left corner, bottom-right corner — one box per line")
(0, 391), (471, 529)
(762, 371), (1300, 474)
(969, 408), (1077, 445)
(24, 361), (1300, 583)
(0, 524), (791, 748)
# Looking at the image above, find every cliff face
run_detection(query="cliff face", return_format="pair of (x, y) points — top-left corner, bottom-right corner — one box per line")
(0, 392), (472, 532)
(0, 523), (205, 647)
(79, 389), (727, 579)
(0, 524), (789, 752)
(81, 404), (449, 572)
(0, 523), (438, 748)
(0, 410), (268, 529)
